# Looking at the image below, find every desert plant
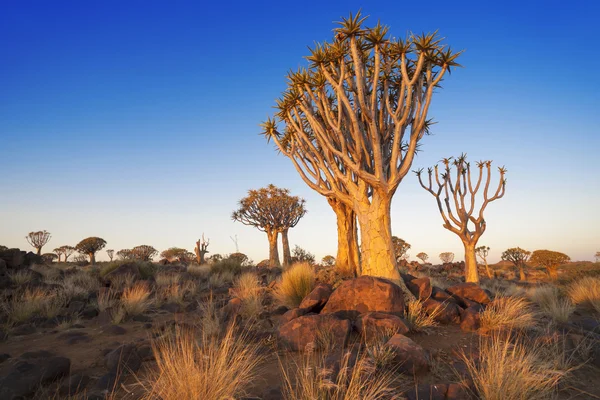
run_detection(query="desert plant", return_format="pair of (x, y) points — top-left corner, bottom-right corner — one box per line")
(106, 249), (114, 261)
(321, 255), (336, 267)
(567, 276), (600, 313)
(416, 252), (428, 264)
(61, 271), (100, 299)
(405, 299), (439, 333)
(233, 272), (263, 318)
(232, 185), (306, 267)
(26, 230), (51, 255)
(529, 250), (570, 280)
(97, 288), (119, 312)
(161, 247), (193, 263)
(2, 288), (65, 324)
(475, 246), (493, 279)
(416, 155), (506, 283)
(198, 294), (223, 337)
(110, 273), (136, 291)
(75, 237), (107, 265)
(480, 296), (537, 332)
(53, 245), (75, 262)
(274, 262), (315, 308)
(131, 245), (158, 262)
(121, 281), (153, 316)
(187, 264), (210, 279)
(501, 247), (531, 281)
(160, 281), (197, 305)
(9, 269), (34, 286)
(261, 11), (461, 291)
(527, 286), (574, 323)
(439, 252), (455, 264)
(392, 237), (410, 262)
(210, 257), (243, 276)
(194, 234), (210, 264)
(116, 249), (134, 260)
(155, 272), (182, 287)
(42, 253), (58, 263)
(290, 245), (315, 265)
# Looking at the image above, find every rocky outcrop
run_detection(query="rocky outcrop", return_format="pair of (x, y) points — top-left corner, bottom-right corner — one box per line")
(278, 314), (351, 352)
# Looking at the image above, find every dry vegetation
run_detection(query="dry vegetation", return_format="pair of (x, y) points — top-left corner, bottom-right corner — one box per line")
(480, 296), (538, 332)
(274, 262), (315, 308)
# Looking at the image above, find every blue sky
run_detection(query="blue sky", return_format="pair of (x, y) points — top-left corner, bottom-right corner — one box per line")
(1, 0), (598, 263)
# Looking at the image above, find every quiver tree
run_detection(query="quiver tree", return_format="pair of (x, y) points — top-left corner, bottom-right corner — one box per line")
(475, 246), (493, 279)
(42, 253), (57, 263)
(106, 249), (114, 262)
(439, 252), (454, 264)
(131, 245), (158, 261)
(416, 155), (506, 283)
(161, 247), (191, 263)
(261, 11), (461, 291)
(392, 237), (411, 263)
(416, 252), (428, 263)
(194, 235), (210, 264)
(595, 251), (600, 262)
(54, 245), (75, 262)
(278, 194), (308, 267)
(326, 197), (360, 276)
(529, 250), (570, 280)
(117, 249), (134, 260)
(501, 247), (530, 281)
(75, 237), (106, 265)
(26, 230), (51, 255)
(322, 255), (336, 266)
(232, 184), (306, 267)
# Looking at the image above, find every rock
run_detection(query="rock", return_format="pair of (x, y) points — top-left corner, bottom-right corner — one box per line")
(272, 305), (289, 315)
(96, 309), (114, 326)
(224, 298), (243, 317)
(0, 353), (10, 363)
(102, 325), (127, 335)
(298, 283), (332, 313)
(0, 355), (70, 399)
(386, 334), (429, 375)
(161, 302), (181, 313)
(132, 314), (152, 323)
(422, 299), (461, 324)
(81, 306), (99, 319)
(446, 383), (471, 399)
(400, 272), (418, 283)
(137, 345), (154, 361)
(59, 373), (90, 396)
(431, 286), (459, 304)
(67, 300), (86, 314)
(278, 314), (351, 352)
(406, 278), (432, 301)
(93, 372), (118, 392)
(281, 308), (309, 324)
(446, 283), (491, 306)
(24, 252), (43, 267)
(0, 248), (24, 269)
(104, 262), (141, 284)
(11, 323), (36, 336)
(321, 276), (405, 319)
(460, 306), (482, 332)
(354, 312), (409, 340)
(404, 383), (448, 400)
(104, 344), (142, 375)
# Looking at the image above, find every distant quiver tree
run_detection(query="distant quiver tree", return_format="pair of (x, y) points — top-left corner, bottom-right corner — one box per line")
(75, 237), (106, 265)
(26, 230), (51, 255)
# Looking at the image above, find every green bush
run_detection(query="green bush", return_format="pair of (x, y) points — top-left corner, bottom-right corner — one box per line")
(211, 258), (243, 276)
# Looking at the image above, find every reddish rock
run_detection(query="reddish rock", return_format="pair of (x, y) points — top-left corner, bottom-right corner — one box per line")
(224, 297), (242, 317)
(278, 314), (351, 352)
(299, 283), (332, 313)
(406, 277), (432, 300)
(460, 306), (482, 332)
(321, 276), (405, 318)
(422, 298), (461, 324)
(386, 334), (429, 375)
(431, 286), (459, 305)
(446, 283), (491, 306)
(280, 307), (309, 324)
(354, 312), (409, 340)
(446, 383), (471, 399)
(405, 383), (447, 400)
(104, 262), (141, 283)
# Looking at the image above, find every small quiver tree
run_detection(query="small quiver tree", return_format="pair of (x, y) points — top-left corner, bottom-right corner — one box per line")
(416, 252), (428, 264)
(416, 155), (506, 283)
(106, 249), (114, 262)
(132, 245), (158, 262)
(475, 246), (493, 279)
(501, 247), (530, 281)
(53, 247), (65, 262)
(322, 255), (336, 267)
(439, 252), (454, 264)
(392, 237), (411, 263)
(117, 249), (134, 260)
(194, 234), (210, 264)
(26, 230), (51, 255)
(42, 253), (57, 264)
(595, 251), (600, 263)
(75, 237), (107, 265)
(529, 250), (570, 280)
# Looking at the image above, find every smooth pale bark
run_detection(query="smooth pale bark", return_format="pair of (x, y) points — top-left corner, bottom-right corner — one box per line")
(89, 253), (96, 265)
(267, 230), (281, 267)
(518, 265), (527, 281)
(36, 248), (41, 255)
(463, 242), (479, 283)
(547, 266), (558, 280)
(483, 259), (493, 279)
(281, 229), (292, 267)
(328, 197), (360, 276)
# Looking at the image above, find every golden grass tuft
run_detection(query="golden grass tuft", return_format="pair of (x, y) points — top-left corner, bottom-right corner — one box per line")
(404, 299), (439, 333)
(155, 272), (182, 287)
(198, 295), (223, 338)
(187, 264), (211, 279)
(160, 281), (197, 305)
(274, 262), (315, 308)
(97, 288), (119, 312)
(480, 296), (537, 332)
(139, 323), (263, 400)
(528, 286), (574, 323)
(567, 276), (600, 313)
(233, 272), (263, 319)
(9, 270), (35, 286)
(2, 288), (66, 324)
(121, 281), (153, 316)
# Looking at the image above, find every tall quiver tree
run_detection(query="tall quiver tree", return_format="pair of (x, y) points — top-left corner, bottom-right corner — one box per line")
(232, 185), (305, 267)
(475, 246), (493, 279)
(261, 11), (462, 287)
(327, 197), (360, 276)
(416, 155), (506, 283)
(26, 230), (51, 255)
(75, 237), (106, 265)
(529, 250), (570, 280)
(194, 234), (210, 264)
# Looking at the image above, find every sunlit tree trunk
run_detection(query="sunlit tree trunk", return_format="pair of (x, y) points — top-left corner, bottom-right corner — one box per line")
(463, 241), (479, 283)
(328, 197), (360, 276)
(519, 264), (527, 281)
(267, 230), (281, 267)
(88, 253), (95, 265)
(281, 229), (292, 267)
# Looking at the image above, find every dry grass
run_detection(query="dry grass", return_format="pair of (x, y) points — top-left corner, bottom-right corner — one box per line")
(61, 271), (101, 299)
(198, 295), (223, 337)
(139, 323), (263, 400)
(233, 272), (263, 318)
(404, 299), (439, 333)
(155, 272), (182, 287)
(160, 281), (197, 305)
(279, 349), (396, 400)
(274, 262), (315, 308)
(480, 296), (538, 332)
(187, 264), (211, 279)
(461, 331), (570, 400)
(528, 286), (574, 323)
(97, 288), (119, 312)
(567, 276), (600, 313)
(9, 270), (35, 286)
(110, 273), (136, 291)
(121, 282), (153, 316)
(2, 288), (66, 324)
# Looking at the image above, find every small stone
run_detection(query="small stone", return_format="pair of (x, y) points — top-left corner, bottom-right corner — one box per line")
(386, 334), (429, 375)
(102, 325), (127, 335)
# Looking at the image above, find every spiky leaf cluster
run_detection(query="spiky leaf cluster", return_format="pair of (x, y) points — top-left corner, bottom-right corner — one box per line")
(501, 247), (530, 266)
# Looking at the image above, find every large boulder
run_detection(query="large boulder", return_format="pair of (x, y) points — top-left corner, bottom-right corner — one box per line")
(321, 276), (405, 318)
(0, 249), (24, 270)
(104, 344), (142, 375)
(104, 262), (142, 283)
(386, 334), (429, 375)
(406, 277), (432, 300)
(0, 352), (70, 399)
(298, 283), (332, 313)
(460, 305), (483, 332)
(422, 299), (461, 324)
(278, 314), (351, 352)
(446, 283), (491, 306)
(354, 312), (409, 340)
(24, 252), (43, 267)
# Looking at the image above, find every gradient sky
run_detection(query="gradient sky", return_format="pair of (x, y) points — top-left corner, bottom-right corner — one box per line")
(1, 1), (599, 264)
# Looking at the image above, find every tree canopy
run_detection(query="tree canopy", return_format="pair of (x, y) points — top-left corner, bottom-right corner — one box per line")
(131, 245), (158, 261)
(392, 237), (411, 262)
(439, 252), (454, 263)
(75, 237), (106, 264)
(529, 250), (570, 280)
(26, 230), (51, 255)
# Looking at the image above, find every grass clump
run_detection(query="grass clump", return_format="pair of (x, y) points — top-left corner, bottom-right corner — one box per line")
(61, 271), (101, 299)
(121, 281), (153, 316)
(155, 272), (182, 287)
(2, 288), (66, 324)
(233, 272), (263, 318)
(159, 281), (197, 305)
(404, 299), (439, 333)
(187, 264), (211, 279)
(210, 259), (242, 276)
(567, 276), (600, 313)
(9, 270), (35, 286)
(97, 288), (119, 312)
(274, 262), (315, 308)
(480, 296), (538, 332)
(528, 286), (574, 323)
(139, 323), (263, 400)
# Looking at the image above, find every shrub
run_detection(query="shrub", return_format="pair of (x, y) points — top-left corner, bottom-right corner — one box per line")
(61, 271), (100, 299)
(528, 286), (574, 323)
(97, 289), (119, 312)
(211, 258), (242, 276)
(274, 262), (315, 308)
(233, 272), (263, 319)
(160, 281), (197, 305)
(290, 245), (315, 265)
(405, 299), (439, 333)
(187, 264), (211, 279)
(121, 282), (153, 316)
(139, 323), (263, 400)
(2, 288), (65, 324)
(155, 273), (182, 287)
(9, 270), (34, 286)
(110, 273), (136, 291)
(567, 276), (600, 313)
(480, 297), (538, 332)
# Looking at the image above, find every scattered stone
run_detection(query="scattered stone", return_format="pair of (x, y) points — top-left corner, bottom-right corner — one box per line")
(161, 302), (181, 313)
(281, 308), (309, 324)
(354, 311), (409, 340)
(298, 283), (332, 313)
(406, 277), (432, 301)
(104, 344), (142, 375)
(0, 353), (10, 363)
(102, 325), (127, 335)
(11, 323), (36, 336)
(446, 283), (491, 306)
(404, 383), (447, 400)
(279, 314), (351, 352)
(422, 298), (461, 324)
(431, 286), (459, 304)
(59, 373), (90, 396)
(386, 334), (429, 375)
(67, 300), (86, 314)
(460, 306), (482, 332)
(321, 276), (405, 318)
(0, 354), (70, 399)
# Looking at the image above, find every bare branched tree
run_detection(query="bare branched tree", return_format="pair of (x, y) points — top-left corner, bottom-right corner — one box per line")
(439, 252), (454, 264)
(261, 11), (461, 291)
(26, 230), (51, 255)
(194, 235), (210, 264)
(232, 185), (306, 267)
(501, 247), (530, 281)
(416, 252), (428, 263)
(416, 155), (506, 283)
(475, 246), (493, 279)
(106, 249), (114, 262)
(75, 237), (106, 265)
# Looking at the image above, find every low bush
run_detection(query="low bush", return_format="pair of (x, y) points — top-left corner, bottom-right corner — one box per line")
(480, 296), (538, 332)
(121, 282), (153, 316)
(567, 276), (600, 313)
(274, 262), (315, 308)
(528, 286), (574, 323)
(211, 259), (243, 276)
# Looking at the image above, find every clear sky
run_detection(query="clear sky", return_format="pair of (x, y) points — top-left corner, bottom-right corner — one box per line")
(1, 0), (598, 264)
